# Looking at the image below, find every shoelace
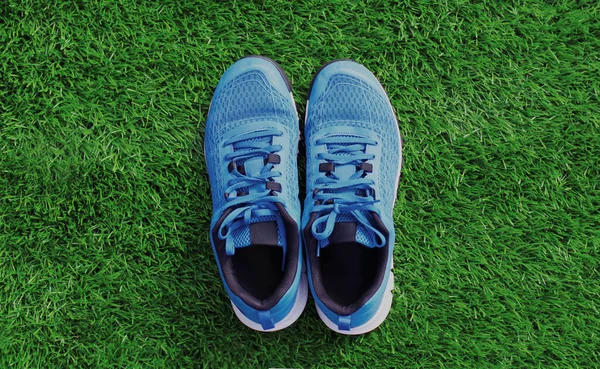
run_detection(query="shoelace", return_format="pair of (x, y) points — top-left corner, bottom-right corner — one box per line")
(311, 136), (386, 255)
(217, 128), (286, 257)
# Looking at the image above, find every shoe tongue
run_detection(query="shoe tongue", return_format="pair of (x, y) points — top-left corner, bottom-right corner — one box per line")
(328, 221), (357, 244)
(321, 212), (378, 248)
(249, 221), (279, 246)
(231, 215), (283, 248)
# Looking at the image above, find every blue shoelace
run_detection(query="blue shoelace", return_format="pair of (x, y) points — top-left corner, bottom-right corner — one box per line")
(217, 128), (286, 257)
(311, 136), (386, 254)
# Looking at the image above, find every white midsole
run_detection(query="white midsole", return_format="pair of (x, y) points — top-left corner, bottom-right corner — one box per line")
(389, 99), (403, 206)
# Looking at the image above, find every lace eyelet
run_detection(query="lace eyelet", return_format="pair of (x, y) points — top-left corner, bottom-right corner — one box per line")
(319, 163), (335, 173)
(264, 154), (281, 165)
(266, 181), (282, 193)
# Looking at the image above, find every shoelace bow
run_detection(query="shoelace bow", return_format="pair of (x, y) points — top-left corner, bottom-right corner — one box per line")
(311, 136), (386, 253)
(217, 128), (286, 256)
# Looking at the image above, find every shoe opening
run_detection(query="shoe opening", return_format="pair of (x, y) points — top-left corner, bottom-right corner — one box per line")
(319, 241), (386, 306)
(231, 245), (284, 301)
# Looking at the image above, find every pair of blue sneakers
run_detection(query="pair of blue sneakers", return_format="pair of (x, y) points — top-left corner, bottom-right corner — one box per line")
(204, 56), (402, 335)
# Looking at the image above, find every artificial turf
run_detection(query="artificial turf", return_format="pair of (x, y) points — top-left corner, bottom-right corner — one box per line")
(1, 0), (599, 368)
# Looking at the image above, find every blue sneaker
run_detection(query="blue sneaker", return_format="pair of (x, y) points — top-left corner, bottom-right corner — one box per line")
(302, 60), (402, 334)
(204, 56), (307, 331)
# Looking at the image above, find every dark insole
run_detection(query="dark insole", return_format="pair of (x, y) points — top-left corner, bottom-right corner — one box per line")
(320, 241), (384, 306)
(231, 245), (284, 301)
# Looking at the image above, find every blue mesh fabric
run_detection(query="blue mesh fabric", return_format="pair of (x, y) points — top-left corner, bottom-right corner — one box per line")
(232, 225), (252, 248)
(205, 70), (299, 214)
(211, 71), (292, 123)
(306, 74), (400, 210)
(355, 224), (375, 246)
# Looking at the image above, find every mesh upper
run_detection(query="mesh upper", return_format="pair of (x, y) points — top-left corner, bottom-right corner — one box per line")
(306, 74), (400, 211)
(205, 70), (299, 215)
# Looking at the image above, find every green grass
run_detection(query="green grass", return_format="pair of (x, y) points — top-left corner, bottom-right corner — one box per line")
(1, 0), (599, 368)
